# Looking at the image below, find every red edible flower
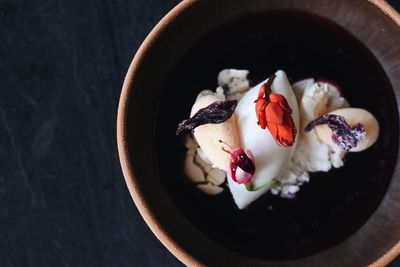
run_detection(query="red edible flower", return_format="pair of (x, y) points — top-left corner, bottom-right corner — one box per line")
(219, 140), (255, 186)
(254, 74), (297, 147)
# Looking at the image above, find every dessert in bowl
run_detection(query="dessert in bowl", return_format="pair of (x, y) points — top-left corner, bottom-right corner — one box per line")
(117, 0), (400, 266)
(178, 69), (379, 209)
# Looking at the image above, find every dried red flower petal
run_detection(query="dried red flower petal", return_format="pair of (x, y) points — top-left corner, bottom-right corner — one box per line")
(176, 100), (237, 135)
(255, 74), (297, 147)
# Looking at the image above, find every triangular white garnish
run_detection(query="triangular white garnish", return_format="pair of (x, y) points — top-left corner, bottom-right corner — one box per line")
(228, 70), (300, 209)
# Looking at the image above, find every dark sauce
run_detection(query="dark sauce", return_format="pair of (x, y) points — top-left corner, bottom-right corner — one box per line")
(155, 10), (399, 260)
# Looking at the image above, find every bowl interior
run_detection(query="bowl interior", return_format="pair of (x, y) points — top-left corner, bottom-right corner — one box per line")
(122, 0), (400, 266)
(156, 9), (398, 260)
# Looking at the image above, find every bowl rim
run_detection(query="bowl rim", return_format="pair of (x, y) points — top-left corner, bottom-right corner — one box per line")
(116, 0), (400, 266)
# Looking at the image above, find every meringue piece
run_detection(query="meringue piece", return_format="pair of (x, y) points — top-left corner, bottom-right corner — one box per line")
(228, 70), (300, 209)
(184, 154), (206, 183)
(273, 79), (349, 198)
(293, 79), (348, 171)
(314, 108), (379, 152)
(197, 183), (224, 195)
(194, 152), (213, 173)
(299, 79), (348, 120)
(184, 134), (198, 150)
(207, 168), (226, 186)
(218, 69), (250, 94)
(191, 92), (241, 170)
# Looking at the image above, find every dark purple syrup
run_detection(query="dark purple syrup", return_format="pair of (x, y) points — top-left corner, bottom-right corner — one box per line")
(155, 10), (398, 260)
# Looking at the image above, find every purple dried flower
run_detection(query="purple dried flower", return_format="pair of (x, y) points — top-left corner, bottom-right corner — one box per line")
(305, 114), (366, 151)
(176, 100), (238, 135)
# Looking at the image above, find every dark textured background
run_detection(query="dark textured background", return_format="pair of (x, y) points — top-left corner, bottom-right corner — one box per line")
(0, 0), (399, 266)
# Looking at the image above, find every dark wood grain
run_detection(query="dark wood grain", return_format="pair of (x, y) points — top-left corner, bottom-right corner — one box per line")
(0, 0), (399, 266)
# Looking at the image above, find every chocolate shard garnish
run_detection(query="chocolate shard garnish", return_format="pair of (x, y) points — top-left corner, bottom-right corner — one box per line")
(305, 114), (366, 151)
(176, 100), (238, 135)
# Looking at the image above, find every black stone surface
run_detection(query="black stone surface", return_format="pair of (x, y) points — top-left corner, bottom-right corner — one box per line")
(0, 0), (399, 266)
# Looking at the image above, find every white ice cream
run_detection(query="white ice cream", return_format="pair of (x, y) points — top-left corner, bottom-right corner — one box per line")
(227, 70), (300, 209)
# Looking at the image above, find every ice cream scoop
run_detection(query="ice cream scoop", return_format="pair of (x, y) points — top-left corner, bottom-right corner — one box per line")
(190, 91), (241, 170)
(228, 70), (300, 209)
(314, 108), (379, 152)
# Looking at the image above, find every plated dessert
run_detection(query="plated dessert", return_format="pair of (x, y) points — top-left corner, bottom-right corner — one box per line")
(177, 69), (379, 209)
(120, 3), (400, 264)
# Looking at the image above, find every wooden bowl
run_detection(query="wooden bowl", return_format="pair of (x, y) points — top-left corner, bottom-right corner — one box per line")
(117, 0), (400, 266)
